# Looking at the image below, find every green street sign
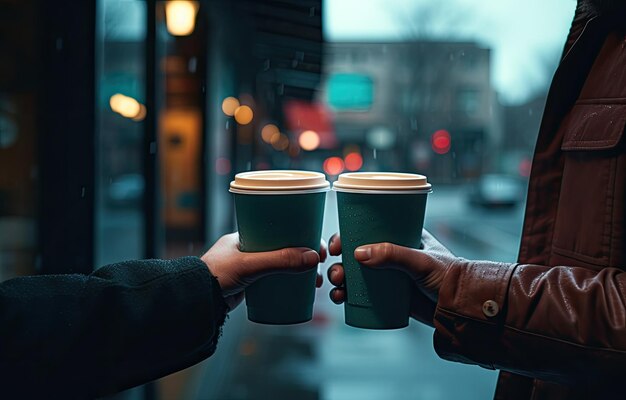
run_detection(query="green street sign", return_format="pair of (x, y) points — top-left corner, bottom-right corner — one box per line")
(327, 73), (374, 111)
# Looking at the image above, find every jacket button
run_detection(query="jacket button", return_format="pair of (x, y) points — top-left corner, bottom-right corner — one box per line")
(482, 300), (499, 317)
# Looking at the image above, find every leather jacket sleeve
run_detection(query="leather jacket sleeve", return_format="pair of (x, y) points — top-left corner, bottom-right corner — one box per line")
(433, 260), (626, 385)
(0, 256), (228, 398)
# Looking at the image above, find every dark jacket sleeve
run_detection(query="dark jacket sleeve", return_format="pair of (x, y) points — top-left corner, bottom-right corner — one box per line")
(433, 260), (626, 386)
(0, 256), (228, 398)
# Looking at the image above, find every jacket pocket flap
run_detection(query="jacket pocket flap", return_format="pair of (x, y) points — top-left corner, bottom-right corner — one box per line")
(561, 103), (626, 150)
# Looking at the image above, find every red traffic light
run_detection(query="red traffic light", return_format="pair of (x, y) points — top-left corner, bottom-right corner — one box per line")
(431, 130), (451, 154)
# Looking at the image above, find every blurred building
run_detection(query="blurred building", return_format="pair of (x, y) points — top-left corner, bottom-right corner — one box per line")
(322, 41), (502, 182)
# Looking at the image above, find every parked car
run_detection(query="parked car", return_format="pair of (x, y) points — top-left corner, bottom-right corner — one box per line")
(467, 174), (525, 208)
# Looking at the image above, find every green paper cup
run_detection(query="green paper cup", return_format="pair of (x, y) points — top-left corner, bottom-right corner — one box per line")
(334, 172), (432, 329)
(230, 170), (329, 325)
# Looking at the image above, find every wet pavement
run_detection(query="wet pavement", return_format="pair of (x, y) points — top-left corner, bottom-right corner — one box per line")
(197, 186), (526, 400)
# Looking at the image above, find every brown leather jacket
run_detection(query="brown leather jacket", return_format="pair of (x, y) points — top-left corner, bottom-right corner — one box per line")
(432, 2), (626, 399)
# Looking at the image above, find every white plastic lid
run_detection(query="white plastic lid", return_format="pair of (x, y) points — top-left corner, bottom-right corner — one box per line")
(333, 172), (432, 193)
(230, 170), (330, 194)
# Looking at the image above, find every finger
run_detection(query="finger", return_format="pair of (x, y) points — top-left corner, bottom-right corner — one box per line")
(316, 271), (323, 288)
(354, 242), (426, 278)
(326, 263), (345, 287)
(319, 239), (328, 263)
(243, 247), (319, 277)
(329, 287), (346, 304)
(329, 233), (342, 256)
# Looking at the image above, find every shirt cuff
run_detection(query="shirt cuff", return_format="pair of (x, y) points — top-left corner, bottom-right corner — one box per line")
(433, 259), (518, 369)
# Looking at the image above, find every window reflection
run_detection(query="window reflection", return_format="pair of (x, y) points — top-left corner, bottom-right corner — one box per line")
(95, 0), (147, 267)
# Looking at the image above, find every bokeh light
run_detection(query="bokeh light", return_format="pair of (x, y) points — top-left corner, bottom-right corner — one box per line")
(271, 133), (289, 151)
(366, 126), (395, 150)
(221, 97), (240, 116)
(431, 129), (451, 154)
(261, 124), (279, 143)
(323, 156), (345, 176)
(110, 93), (144, 120)
(298, 130), (320, 151)
(270, 133), (281, 145)
(165, 1), (199, 36)
(234, 105), (254, 125)
(344, 152), (363, 171)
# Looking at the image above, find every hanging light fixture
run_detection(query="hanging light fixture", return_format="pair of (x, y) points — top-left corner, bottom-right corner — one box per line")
(165, 1), (199, 36)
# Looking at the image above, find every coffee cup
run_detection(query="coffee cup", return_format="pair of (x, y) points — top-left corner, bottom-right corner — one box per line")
(333, 172), (432, 329)
(230, 170), (330, 324)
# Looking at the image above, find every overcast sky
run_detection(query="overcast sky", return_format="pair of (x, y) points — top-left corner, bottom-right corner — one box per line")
(324, 0), (576, 104)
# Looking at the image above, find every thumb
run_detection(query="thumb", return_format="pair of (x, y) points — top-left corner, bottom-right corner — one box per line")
(243, 247), (319, 278)
(354, 242), (425, 278)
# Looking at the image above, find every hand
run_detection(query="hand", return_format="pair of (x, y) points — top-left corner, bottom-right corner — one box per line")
(202, 233), (326, 311)
(327, 230), (458, 326)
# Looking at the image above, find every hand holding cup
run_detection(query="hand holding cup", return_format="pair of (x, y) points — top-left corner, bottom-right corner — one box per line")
(327, 229), (457, 327)
(202, 233), (327, 311)
(333, 172), (432, 329)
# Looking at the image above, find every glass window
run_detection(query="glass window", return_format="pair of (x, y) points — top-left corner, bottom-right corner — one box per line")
(157, 0), (206, 259)
(95, 0), (147, 267)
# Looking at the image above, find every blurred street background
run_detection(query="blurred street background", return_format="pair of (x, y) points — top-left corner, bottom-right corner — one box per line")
(1, 0), (573, 398)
